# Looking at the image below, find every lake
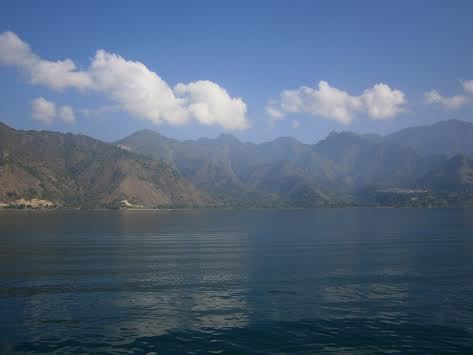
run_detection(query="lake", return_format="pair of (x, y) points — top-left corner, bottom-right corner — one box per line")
(1, 208), (473, 353)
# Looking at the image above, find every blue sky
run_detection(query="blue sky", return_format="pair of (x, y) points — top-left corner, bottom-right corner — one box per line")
(1, 0), (473, 143)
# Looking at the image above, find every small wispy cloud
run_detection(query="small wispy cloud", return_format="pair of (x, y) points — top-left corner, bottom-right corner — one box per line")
(461, 80), (473, 95)
(58, 105), (76, 123)
(32, 97), (56, 124)
(424, 90), (470, 110)
(425, 80), (473, 110)
(31, 97), (75, 124)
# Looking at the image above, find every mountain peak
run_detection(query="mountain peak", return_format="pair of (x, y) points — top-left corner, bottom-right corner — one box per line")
(433, 119), (471, 128)
(326, 130), (359, 139)
(118, 128), (176, 146)
(216, 133), (240, 142)
(385, 119), (473, 157)
(133, 128), (162, 137)
(318, 130), (367, 146)
(271, 136), (302, 145)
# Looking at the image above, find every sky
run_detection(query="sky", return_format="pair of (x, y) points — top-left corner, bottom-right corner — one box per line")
(0, 0), (473, 143)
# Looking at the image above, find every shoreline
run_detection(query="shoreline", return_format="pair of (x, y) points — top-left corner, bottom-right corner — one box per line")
(1, 205), (473, 211)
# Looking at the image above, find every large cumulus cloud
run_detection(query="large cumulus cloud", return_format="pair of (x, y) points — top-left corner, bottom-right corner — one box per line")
(0, 31), (249, 129)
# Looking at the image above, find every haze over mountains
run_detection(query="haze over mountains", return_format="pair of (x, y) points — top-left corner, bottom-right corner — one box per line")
(1, 119), (473, 208)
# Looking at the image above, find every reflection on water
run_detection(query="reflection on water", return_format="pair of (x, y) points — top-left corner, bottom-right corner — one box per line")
(1, 209), (473, 353)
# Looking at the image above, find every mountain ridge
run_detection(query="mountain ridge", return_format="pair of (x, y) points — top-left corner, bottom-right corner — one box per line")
(2, 119), (473, 208)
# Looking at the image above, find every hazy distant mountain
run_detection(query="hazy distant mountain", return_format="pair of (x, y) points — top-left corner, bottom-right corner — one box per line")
(385, 119), (473, 157)
(2, 119), (473, 208)
(0, 123), (211, 208)
(117, 130), (329, 206)
(311, 131), (434, 190)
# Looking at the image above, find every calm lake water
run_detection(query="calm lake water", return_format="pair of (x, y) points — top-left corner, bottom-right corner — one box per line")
(1, 208), (473, 354)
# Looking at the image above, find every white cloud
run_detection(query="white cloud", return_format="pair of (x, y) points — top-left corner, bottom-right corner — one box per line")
(31, 97), (75, 124)
(0, 31), (92, 90)
(89, 50), (188, 125)
(58, 105), (76, 123)
(269, 81), (362, 124)
(461, 80), (473, 95)
(266, 81), (406, 124)
(425, 80), (473, 110)
(0, 31), (249, 130)
(265, 100), (285, 119)
(361, 83), (406, 119)
(174, 80), (248, 129)
(31, 97), (56, 124)
(424, 90), (470, 110)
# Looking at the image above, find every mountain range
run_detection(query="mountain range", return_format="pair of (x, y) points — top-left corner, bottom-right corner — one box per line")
(1, 119), (473, 208)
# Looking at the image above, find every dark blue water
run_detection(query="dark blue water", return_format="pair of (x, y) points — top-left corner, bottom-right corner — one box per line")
(1, 208), (473, 354)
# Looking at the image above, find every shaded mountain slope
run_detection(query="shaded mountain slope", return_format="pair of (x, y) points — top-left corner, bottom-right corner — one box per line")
(419, 155), (473, 191)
